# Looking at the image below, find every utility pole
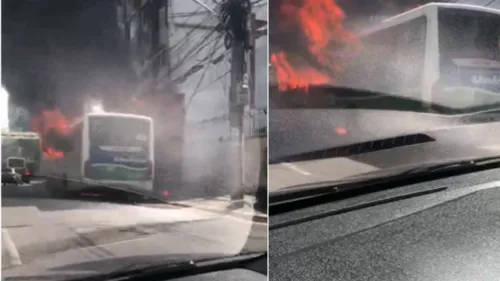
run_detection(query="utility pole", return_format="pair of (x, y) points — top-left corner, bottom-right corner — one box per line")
(229, 34), (246, 202)
(217, 0), (251, 203)
(247, 13), (267, 133)
(164, 0), (171, 76)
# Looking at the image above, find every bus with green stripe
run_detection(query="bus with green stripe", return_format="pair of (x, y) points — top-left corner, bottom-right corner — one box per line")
(42, 112), (154, 194)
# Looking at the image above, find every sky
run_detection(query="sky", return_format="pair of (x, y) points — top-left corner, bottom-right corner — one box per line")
(2, 0), (132, 118)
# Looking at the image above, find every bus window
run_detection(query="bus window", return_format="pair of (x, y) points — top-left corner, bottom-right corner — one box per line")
(438, 8), (500, 96)
(7, 158), (25, 169)
(353, 16), (426, 97)
(439, 8), (500, 61)
(395, 16), (427, 97)
(357, 28), (399, 94)
(89, 117), (150, 147)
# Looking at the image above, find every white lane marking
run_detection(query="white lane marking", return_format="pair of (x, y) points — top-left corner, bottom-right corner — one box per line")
(2, 228), (23, 265)
(281, 163), (311, 176)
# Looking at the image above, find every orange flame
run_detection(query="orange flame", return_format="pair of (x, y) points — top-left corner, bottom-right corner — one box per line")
(271, 0), (359, 91)
(271, 52), (330, 92)
(31, 108), (73, 159)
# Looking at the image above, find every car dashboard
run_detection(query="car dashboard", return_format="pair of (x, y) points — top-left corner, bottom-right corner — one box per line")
(171, 268), (266, 281)
(128, 255), (267, 281)
(269, 167), (500, 281)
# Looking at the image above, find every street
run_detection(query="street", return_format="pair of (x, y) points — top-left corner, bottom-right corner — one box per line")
(2, 179), (267, 278)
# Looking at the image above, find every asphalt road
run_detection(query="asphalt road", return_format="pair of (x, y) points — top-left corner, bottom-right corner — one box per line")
(2, 180), (267, 278)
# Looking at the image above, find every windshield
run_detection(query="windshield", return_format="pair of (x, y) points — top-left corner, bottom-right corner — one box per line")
(89, 116), (150, 147)
(269, 2), (500, 193)
(6, 158), (25, 169)
(2, 0), (267, 279)
(437, 8), (500, 109)
(439, 8), (500, 62)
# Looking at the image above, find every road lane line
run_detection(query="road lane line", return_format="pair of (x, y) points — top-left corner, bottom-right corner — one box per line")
(281, 163), (311, 176)
(2, 229), (23, 265)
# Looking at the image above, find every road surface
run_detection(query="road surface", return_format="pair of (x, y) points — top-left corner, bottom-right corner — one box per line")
(2, 180), (267, 278)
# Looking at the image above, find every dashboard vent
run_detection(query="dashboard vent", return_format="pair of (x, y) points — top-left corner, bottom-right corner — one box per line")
(275, 133), (435, 163)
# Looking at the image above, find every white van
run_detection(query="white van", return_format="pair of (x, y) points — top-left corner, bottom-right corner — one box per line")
(5, 157), (31, 183)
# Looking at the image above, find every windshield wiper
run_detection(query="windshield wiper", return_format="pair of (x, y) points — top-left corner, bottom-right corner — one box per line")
(64, 252), (266, 281)
(399, 155), (500, 175)
(65, 260), (197, 281)
(270, 155), (500, 206)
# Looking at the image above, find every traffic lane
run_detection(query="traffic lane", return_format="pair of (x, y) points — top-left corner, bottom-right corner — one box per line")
(1, 180), (49, 200)
(2, 177), (182, 212)
(269, 108), (500, 160)
(2, 201), (266, 264)
(269, 140), (500, 191)
(269, 158), (379, 192)
(269, 108), (464, 160)
(3, 215), (266, 279)
(269, 116), (500, 191)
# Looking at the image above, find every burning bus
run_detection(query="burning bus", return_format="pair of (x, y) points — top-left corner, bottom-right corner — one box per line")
(341, 3), (500, 111)
(41, 112), (154, 196)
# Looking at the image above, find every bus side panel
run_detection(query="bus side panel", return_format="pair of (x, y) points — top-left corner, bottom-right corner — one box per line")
(63, 143), (81, 186)
(40, 157), (64, 182)
(424, 6), (440, 105)
(64, 122), (84, 190)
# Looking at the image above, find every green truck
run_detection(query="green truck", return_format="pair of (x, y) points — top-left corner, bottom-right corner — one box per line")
(1, 131), (42, 177)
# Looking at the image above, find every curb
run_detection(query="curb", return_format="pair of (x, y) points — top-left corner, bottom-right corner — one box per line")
(165, 201), (268, 223)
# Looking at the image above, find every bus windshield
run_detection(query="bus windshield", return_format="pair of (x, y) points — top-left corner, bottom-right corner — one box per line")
(439, 8), (500, 61)
(7, 158), (25, 169)
(437, 8), (500, 110)
(88, 116), (150, 148)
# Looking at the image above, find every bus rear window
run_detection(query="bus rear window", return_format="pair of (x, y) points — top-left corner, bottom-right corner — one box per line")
(439, 8), (500, 60)
(89, 117), (150, 147)
(7, 158), (25, 168)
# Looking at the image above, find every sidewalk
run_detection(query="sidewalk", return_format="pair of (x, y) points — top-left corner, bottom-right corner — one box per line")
(149, 195), (268, 223)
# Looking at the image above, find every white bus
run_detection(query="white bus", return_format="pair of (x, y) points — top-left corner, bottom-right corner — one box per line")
(42, 112), (154, 194)
(341, 3), (500, 111)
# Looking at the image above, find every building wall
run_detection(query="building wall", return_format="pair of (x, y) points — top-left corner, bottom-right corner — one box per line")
(168, 0), (267, 196)
(117, 0), (267, 197)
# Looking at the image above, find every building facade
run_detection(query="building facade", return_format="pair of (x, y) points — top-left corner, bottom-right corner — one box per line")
(116, 0), (267, 197)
